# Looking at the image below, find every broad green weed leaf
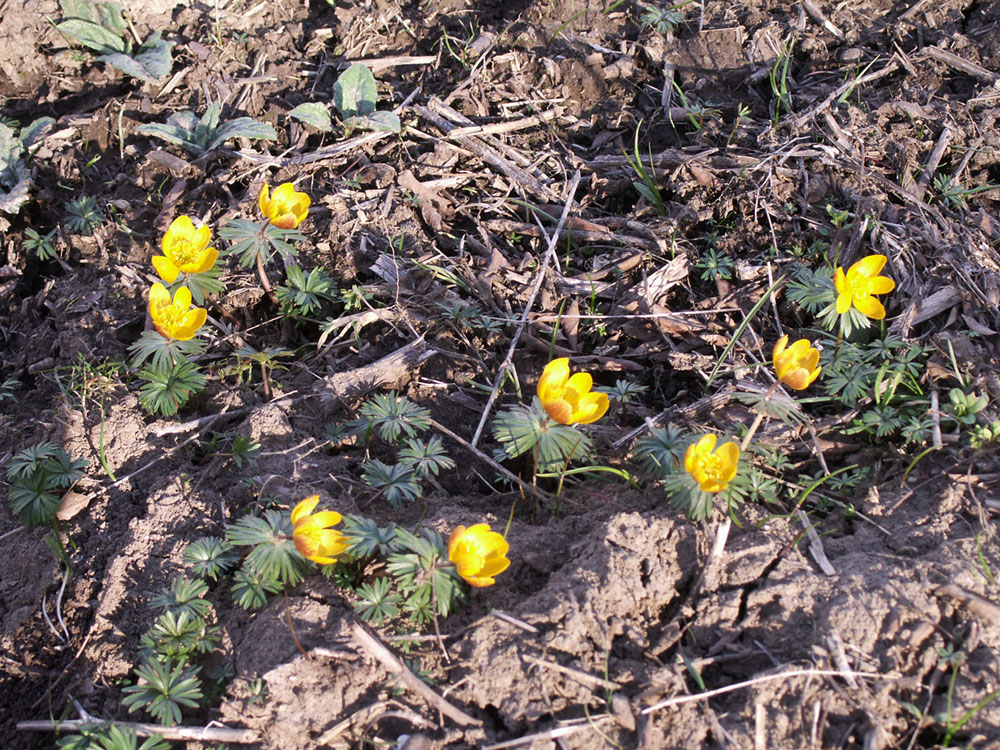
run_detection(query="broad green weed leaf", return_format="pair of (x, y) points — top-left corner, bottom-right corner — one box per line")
(333, 63), (377, 119)
(206, 118), (277, 151)
(352, 111), (401, 133)
(135, 120), (202, 154)
(194, 102), (222, 147)
(288, 103), (333, 132)
(0, 123), (30, 215)
(56, 18), (128, 55)
(128, 32), (174, 81)
(20, 117), (55, 151)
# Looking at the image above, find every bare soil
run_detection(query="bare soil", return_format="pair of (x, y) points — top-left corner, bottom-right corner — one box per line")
(2, 0), (1000, 748)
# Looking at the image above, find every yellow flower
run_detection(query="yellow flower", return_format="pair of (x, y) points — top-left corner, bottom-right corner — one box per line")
(148, 283), (207, 341)
(772, 335), (822, 391)
(152, 215), (218, 283)
(684, 434), (740, 494)
(258, 182), (310, 229)
(834, 254), (895, 320)
(536, 358), (609, 425)
(291, 495), (347, 565)
(448, 524), (510, 588)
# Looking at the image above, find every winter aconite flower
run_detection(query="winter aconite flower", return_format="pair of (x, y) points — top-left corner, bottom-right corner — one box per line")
(258, 182), (310, 229)
(684, 434), (740, 494)
(772, 335), (822, 391)
(153, 215), (218, 283)
(291, 495), (347, 565)
(536, 358), (610, 425)
(834, 254), (895, 320)
(148, 283), (207, 341)
(448, 524), (510, 588)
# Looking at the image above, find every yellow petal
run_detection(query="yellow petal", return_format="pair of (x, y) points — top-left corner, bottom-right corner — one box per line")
(833, 267), (846, 293)
(291, 495), (320, 524)
(478, 555), (510, 577)
(850, 254), (886, 277)
(772, 335), (789, 361)
(565, 372), (593, 396)
(193, 247), (219, 274)
(537, 358), (569, 401)
(447, 525), (467, 559)
(309, 510), (342, 528)
(191, 224), (211, 251)
(835, 290), (853, 314)
(258, 184), (271, 216)
(152, 256), (180, 283)
(853, 295), (886, 320)
(272, 182), (295, 204)
(574, 392), (609, 424)
(867, 276), (895, 294)
(149, 283), (171, 307)
(173, 285), (192, 309)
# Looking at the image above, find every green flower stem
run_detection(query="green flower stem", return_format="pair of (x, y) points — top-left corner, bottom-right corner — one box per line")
(284, 592), (310, 662)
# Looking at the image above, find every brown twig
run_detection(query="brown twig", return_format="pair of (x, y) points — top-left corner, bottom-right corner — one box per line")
(350, 622), (481, 727)
(467, 171), (582, 448)
(17, 719), (257, 743)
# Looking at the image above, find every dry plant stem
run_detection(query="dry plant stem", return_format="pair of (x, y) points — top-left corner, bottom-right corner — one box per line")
(641, 668), (883, 715)
(481, 716), (614, 750)
(16, 720), (258, 743)
(350, 622), (481, 727)
(791, 61), (899, 129)
(468, 170), (581, 448)
(912, 127), (952, 200)
(284, 592), (311, 662)
(255, 251), (279, 307)
(524, 654), (621, 691)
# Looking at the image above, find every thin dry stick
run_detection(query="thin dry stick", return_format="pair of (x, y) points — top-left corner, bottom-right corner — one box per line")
(524, 654), (622, 691)
(351, 622), (481, 727)
(912, 127), (952, 200)
(791, 60), (899, 129)
(641, 668), (883, 715)
(468, 170), (582, 449)
(481, 716), (614, 750)
(16, 719), (258, 743)
(427, 418), (553, 502)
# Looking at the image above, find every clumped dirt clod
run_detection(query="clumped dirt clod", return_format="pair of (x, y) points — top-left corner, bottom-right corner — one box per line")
(2, 0), (1000, 748)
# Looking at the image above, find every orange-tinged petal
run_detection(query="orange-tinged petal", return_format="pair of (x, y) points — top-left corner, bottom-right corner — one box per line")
(271, 213), (298, 230)
(853, 295), (886, 320)
(537, 358), (569, 401)
(152, 255), (180, 283)
(542, 399), (574, 425)
(291, 495), (320, 524)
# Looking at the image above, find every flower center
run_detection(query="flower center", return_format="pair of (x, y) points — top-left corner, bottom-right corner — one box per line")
(171, 238), (198, 266)
(156, 304), (186, 328)
(695, 452), (727, 483)
(845, 273), (872, 300)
